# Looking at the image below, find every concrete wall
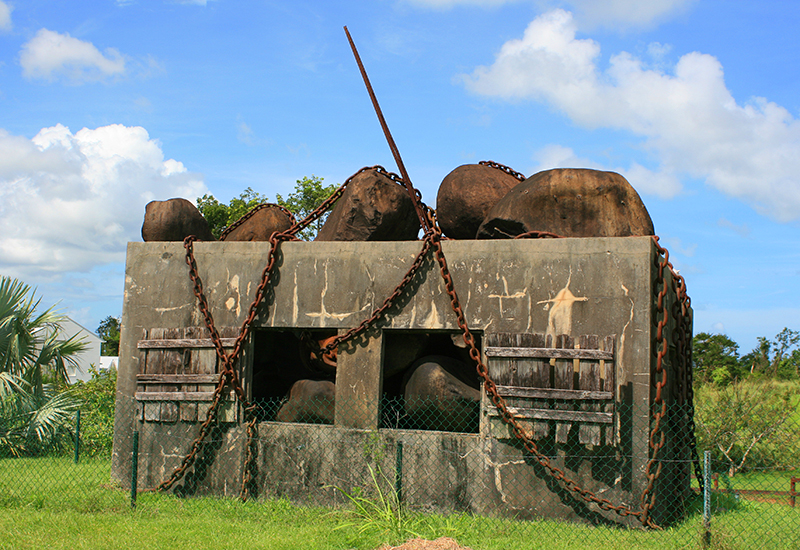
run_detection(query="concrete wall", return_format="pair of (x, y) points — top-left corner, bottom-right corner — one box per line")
(112, 237), (687, 525)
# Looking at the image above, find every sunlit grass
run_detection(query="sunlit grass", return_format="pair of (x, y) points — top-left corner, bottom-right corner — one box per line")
(1, 457), (797, 550)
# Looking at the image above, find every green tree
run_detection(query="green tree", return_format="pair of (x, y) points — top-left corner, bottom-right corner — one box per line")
(276, 176), (339, 240)
(96, 316), (120, 356)
(741, 328), (800, 379)
(196, 177), (339, 241)
(695, 380), (795, 476)
(0, 276), (86, 456)
(692, 332), (743, 385)
(196, 187), (269, 239)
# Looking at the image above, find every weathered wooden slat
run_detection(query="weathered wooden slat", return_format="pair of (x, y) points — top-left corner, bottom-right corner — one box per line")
(496, 385), (613, 401)
(136, 374), (220, 384)
(485, 346), (613, 360)
(579, 334), (602, 446)
(487, 407), (613, 424)
(553, 334), (573, 443)
(138, 338), (237, 349)
(134, 391), (233, 402)
(603, 335), (617, 446)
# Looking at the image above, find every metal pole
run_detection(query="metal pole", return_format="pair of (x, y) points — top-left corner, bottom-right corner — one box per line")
(395, 441), (403, 505)
(703, 450), (711, 547)
(73, 409), (81, 464)
(343, 26), (431, 234)
(131, 431), (139, 509)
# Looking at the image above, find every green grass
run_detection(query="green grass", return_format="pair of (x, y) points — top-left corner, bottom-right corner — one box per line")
(1, 457), (798, 550)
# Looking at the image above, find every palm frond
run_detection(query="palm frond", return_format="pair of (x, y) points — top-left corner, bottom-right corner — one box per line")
(26, 389), (79, 446)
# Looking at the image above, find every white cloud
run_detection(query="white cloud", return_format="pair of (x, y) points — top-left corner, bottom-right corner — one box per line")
(405, 0), (693, 29)
(20, 29), (126, 83)
(565, 0), (695, 31)
(0, 124), (206, 277)
(0, 1), (12, 32)
(531, 144), (600, 171)
(462, 9), (800, 221)
(531, 144), (681, 199)
(717, 217), (750, 238)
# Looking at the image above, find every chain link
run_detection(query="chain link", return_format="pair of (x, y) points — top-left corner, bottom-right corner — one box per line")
(479, 160), (527, 182)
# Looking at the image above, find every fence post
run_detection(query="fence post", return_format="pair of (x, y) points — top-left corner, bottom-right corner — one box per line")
(703, 450), (711, 548)
(73, 409), (81, 464)
(131, 431), (139, 509)
(395, 441), (403, 505)
(791, 477), (798, 508)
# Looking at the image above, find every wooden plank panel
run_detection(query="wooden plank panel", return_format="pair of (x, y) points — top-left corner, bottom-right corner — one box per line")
(485, 333), (517, 441)
(553, 334), (573, 444)
(485, 347), (613, 360)
(579, 335), (602, 446)
(604, 336), (616, 446)
(137, 374), (220, 384)
(496, 385), (613, 401)
(522, 333), (549, 439)
(135, 391), (233, 401)
(161, 402), (179, 423)
(137, 338), (238, 349)
(180, 401), (198, 422)
(487, 407), (613, 424)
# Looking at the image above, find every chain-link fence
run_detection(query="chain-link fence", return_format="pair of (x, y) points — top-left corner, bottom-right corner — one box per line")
(3, 390), (797, 549)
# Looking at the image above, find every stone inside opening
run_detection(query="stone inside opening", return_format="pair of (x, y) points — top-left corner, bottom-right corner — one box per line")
(251, 328), (337, 422)
(380, 330), (482, 433)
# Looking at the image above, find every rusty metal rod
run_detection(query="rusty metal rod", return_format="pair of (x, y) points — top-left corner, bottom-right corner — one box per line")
(343, 26), (430, 233)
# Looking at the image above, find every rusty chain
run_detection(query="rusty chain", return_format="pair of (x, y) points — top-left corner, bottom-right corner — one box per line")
(653, 237), (704, 493)
(513, 230), (564, 239)
(479, 160), (527, 182)
(163, 160), (697, 527)
(425, 218), (662, 528)
(160, 165), (425, 497)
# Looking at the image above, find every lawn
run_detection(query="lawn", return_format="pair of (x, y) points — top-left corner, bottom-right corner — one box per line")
(1, 457), (797, 550)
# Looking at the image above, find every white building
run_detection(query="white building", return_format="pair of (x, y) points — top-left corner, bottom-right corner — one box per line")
(59, 317), (103, 384)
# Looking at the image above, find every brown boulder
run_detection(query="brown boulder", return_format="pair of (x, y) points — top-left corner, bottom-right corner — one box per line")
(275, 379), (335, 424)
(315, 168), (421, 241)
(220, 204), (294, 241)
(436, 164), (520, 239)
(141, 198), (215, 242)
(477, 168), (654, 239)
(403, 356), (480, 433)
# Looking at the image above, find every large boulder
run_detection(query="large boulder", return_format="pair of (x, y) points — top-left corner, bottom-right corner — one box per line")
(275, 379), (335, 424)
(403, 355), (480, 433)
(384, 332), (431, 378)
(221, 204), (294, 241)
(141, 198), (215, 242)
(315, 168), (421, 241)
(477, 168), (654, 239)
(436, 164), (520, 239)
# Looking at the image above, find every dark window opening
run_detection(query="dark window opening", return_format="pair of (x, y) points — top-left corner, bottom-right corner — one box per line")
(251, 328), (337, 422)
(380, 330), (482, 433)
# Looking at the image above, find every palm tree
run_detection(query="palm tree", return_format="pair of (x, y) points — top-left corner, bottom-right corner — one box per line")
(0, 276), (86, 457)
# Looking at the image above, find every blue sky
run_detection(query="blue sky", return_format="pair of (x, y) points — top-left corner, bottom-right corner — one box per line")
(0, 0), (798, 354)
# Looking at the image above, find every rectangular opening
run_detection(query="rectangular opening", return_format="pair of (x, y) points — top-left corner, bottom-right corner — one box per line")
(250, 328), (337, 423)
(380, 329), (482, 433)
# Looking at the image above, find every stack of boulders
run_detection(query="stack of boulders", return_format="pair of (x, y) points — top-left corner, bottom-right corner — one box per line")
(141, 165), (653, 431)
(141, 167), (421, 244)
(437, 164), (654, 240)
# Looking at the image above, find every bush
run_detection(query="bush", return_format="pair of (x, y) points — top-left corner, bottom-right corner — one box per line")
(694, 379), (800, 475)
(70, 366), (117, 457)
